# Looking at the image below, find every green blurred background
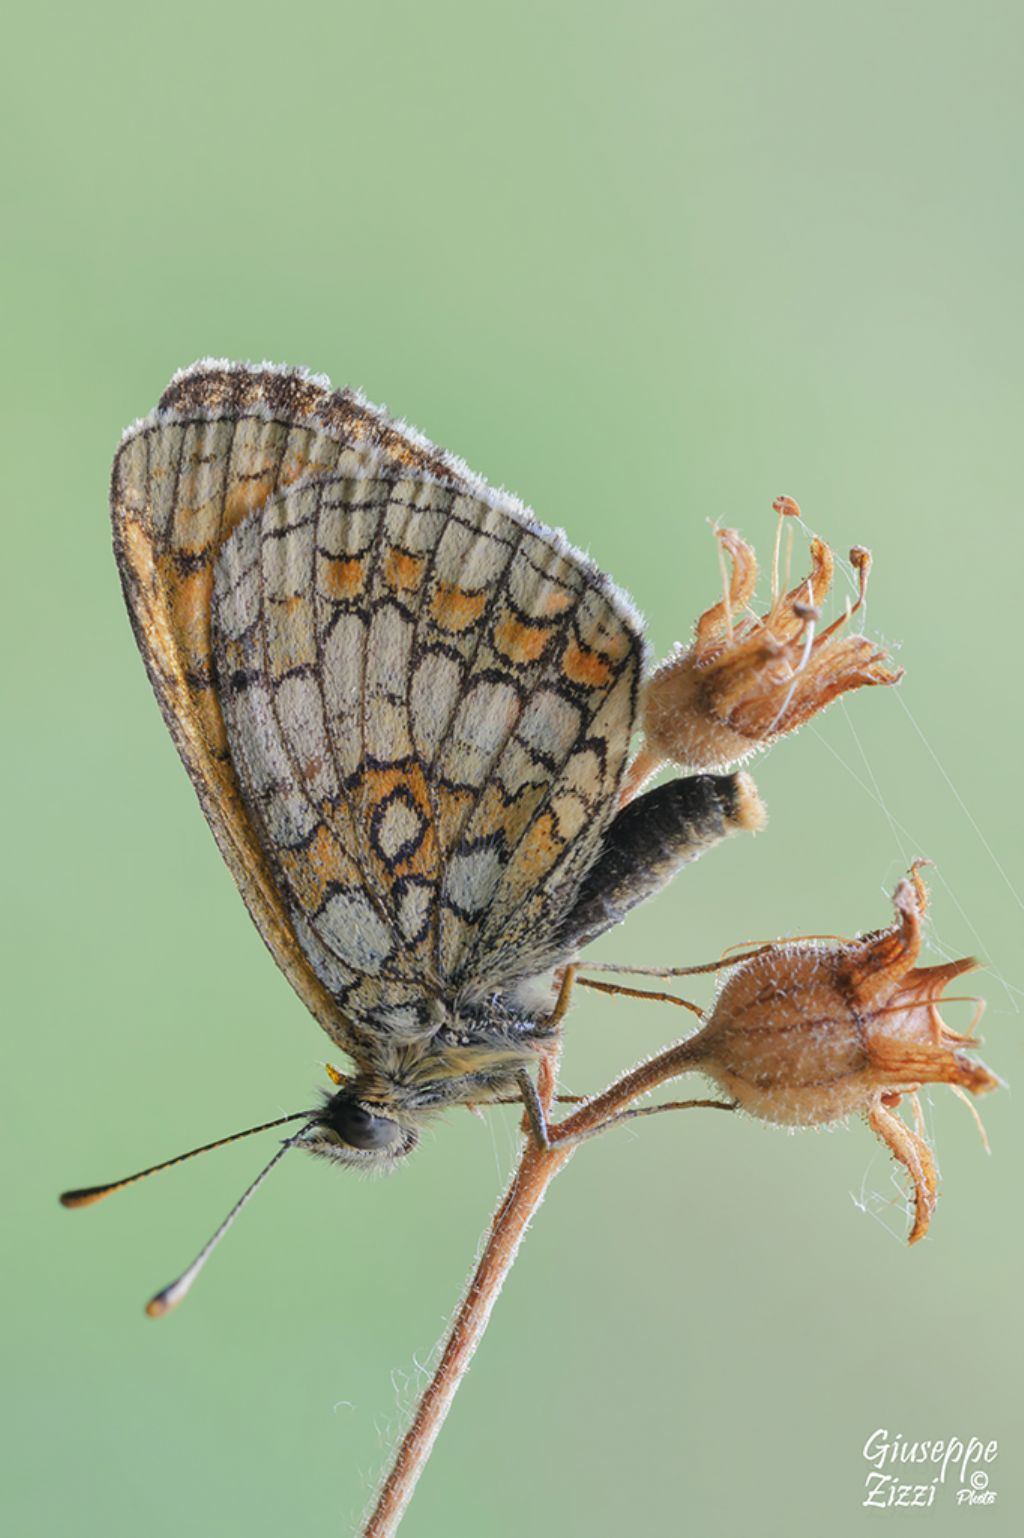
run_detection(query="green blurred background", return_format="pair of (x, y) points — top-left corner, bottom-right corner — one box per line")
(3, 3), (1020, 1535)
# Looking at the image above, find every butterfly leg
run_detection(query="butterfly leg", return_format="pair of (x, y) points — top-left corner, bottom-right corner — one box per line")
(516, 1070), (554, 1150)
(518, 1067), (736, 1150)
(545, 963), (578, 1029)
(552, 1096), (738, 1149)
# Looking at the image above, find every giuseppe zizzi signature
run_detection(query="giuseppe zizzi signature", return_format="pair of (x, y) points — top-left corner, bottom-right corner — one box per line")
(862, 1429), (999, 1509)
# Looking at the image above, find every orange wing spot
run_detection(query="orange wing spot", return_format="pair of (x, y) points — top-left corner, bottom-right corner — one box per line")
(279, 452), (328, 488)
(224, 475), (275, 531)
(357, 764), (434, 823)
(356, 765), (438, 877)
(563, 638), (611, 687)
(493, 613), (553, 664)
(322, 557), (367, 600)
(151, 533), (230, 754)
(278, 823), (357, 914)
(195, 691), (230, 756)
(431, 582), (488, 632)
(476, 780), (547, 849)
(166, 563), (215, 659)
(513, 813), (563, 882)
(540, 588), (575, 617)
(383, 547), (426, 592)
(436, 782), (475, 847)
(171, 501), (220, 553)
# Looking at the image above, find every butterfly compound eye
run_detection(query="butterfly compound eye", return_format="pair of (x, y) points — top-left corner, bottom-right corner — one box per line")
(327, 1098), (403, 1151)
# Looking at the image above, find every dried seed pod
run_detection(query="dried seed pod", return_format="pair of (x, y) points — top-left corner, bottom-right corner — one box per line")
(638, 499), (902, 775)
(679, 865), (999, 1242)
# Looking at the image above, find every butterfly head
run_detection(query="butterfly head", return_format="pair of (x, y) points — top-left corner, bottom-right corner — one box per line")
(304, 1086), (420, 1170)
(305, 1005), (553, 1169)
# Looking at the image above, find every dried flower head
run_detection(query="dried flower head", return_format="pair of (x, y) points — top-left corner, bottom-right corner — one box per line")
(678, 864), (999, 1242)
(638, 498), (902, 774)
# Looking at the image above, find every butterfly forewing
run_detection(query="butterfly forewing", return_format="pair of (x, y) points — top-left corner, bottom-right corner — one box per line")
(110, 363), (468, 1049)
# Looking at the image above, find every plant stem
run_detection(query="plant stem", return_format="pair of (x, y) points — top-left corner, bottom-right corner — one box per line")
(361, 1025), (720, 1536)
(361, 1056), (571, 1537)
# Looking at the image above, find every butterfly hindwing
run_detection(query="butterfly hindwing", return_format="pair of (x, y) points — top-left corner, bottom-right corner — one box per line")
(211, 470), (645, 1031)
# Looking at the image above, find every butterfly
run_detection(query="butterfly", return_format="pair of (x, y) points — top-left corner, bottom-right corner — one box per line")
(66, 361), (753, 1307)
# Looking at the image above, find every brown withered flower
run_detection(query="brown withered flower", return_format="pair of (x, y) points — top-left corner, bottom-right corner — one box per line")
(676, 864), (999, 1243)
(636, 497), (902, 779)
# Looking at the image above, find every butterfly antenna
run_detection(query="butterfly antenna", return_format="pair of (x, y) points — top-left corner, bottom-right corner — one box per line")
(59, 1110), (317, 1209)
(144, 1119), (318, 1317)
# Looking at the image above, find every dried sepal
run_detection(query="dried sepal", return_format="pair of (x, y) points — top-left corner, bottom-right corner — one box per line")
(639, 498), (902, 774)
(868, 1094), (938, 1245)
(678, 864), (999, 1242)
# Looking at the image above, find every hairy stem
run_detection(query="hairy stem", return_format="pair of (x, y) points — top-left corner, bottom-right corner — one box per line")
(361, 1020), (714, 1536)
(361, 1056), (571, 1537)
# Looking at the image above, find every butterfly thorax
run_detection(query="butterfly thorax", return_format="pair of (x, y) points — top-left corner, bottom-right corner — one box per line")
(303, 975), (561, 1168)
(346, 972), (561, 1109)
